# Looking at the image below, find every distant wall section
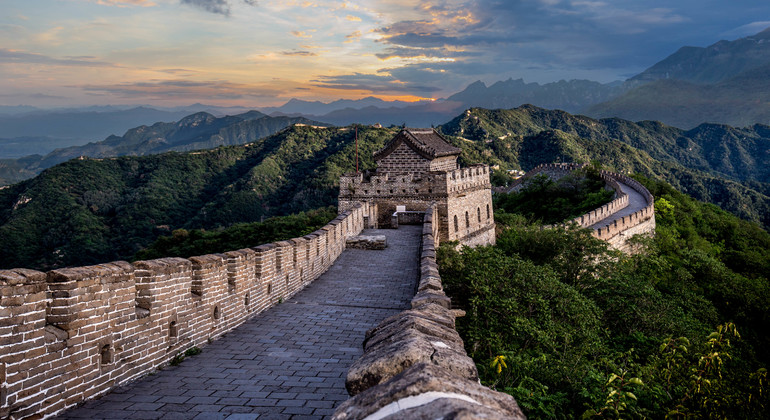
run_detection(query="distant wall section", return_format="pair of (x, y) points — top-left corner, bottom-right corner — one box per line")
(503, 163), (655, 252)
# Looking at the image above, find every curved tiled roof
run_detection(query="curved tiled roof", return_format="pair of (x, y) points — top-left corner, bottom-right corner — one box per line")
(373, 129), (461, 161)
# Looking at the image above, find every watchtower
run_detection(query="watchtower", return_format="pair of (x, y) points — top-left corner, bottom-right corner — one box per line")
(339, 128), (495, 247)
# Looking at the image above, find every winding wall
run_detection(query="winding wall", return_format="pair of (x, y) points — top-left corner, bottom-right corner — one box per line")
(0, 203), (372, 419)
(505, 163), (656, 251)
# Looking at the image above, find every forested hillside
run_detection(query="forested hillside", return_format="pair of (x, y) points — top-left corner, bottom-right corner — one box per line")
(0, 125), (393, 270)
(0, 111), (329, 186)
(438, 106), (770, 227)
(4, 105), (770, 272)
(440, 176), (770, 418)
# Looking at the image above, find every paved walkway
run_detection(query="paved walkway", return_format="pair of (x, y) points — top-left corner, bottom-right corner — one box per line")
(589, 180), (649, 231)
(56, 226), (421, 420)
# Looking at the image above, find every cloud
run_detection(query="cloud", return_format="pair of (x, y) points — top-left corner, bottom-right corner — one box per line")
(0, 48), (117, 67)
(0, 92), (66, 100)
(291, 31), (313, 38)
(180, 0), (257, 15)
(181, 0), (230, 15)
(375, 46), (477, 60)
(282, 50), (317, 56)
(346, 15), (361, 21)
(721, 21), (770, 39)
(82, 79), (284, 100)
(312, 72), (442, 94)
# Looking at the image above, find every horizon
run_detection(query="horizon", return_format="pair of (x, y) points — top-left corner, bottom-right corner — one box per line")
(2, 0), (769, 108)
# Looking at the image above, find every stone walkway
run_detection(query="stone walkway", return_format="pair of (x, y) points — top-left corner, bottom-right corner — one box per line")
(589, 179), (649, 231)
(56, 226), (422, 420)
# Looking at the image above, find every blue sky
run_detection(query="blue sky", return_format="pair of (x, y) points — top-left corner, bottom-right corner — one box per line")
(1, 0), (768, 107)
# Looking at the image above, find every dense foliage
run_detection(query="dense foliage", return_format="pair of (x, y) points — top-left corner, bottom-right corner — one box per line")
(439, 176), (769, 418)
(495, 165), (613, 224)
(134, 207), (336, 260)
(0, 125), (394, 270)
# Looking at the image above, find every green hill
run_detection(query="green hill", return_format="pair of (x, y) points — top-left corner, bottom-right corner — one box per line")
(0, 125), (394, 270)
(438, 106), (770, 226)
(0, 111), (329, 186)
(3, 106), (770, 271)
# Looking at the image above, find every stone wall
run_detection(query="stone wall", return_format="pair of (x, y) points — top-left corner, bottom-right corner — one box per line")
(339, 164), (495, 247)
(506, 162), (587, 193)
(0, 203), (372, 420)
(567, 172), (629, 229)
(593, 174), (656, 252)
(502, 163), (655, 252)
(376, 143), (434, 174)
(332, 206), (525, 419)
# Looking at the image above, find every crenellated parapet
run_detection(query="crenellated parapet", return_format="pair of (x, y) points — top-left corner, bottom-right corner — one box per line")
(591, 173), (656, 251)
(339, 165), (495, 246)
(340, 128), (496, 248)
(0, 203), (372, 420)
(332, 206), (525, 419)
(507, 163), (656, 252)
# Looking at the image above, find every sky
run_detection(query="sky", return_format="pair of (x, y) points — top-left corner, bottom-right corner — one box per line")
(1, 0), (769, 108)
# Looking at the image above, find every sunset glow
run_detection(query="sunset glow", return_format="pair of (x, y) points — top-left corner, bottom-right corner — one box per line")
(1, 0), (768, 108)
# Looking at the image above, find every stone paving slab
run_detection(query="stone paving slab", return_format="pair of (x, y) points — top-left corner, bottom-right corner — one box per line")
(55, 226), (421, 420)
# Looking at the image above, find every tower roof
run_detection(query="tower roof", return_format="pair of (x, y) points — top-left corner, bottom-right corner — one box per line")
(373, 129), (461, 161)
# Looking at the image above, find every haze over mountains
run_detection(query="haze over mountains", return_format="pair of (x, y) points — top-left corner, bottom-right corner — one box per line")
(0, 111), (327, 185)
(2, 26), (768, 157)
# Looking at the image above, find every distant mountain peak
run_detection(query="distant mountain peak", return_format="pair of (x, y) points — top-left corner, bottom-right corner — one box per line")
(177, 112), (216, 127)
(630, 27), (770, 85)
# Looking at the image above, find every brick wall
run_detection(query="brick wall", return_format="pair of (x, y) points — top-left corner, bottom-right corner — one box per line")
(376, 143), (433, 174)
(331, 206), (524, 419)
(0, 203), (371, 419)
(592, 173), (656, 251)
(507, 163), (656, 252)
(339, 164), (495, 247)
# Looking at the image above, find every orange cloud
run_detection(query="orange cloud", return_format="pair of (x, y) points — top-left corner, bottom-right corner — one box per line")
(291, 31), (313, 38)
(346, 15), (361, 21)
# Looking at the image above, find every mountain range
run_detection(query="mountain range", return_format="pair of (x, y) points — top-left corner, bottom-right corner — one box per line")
(275, 27), (770, 129)
(0, 111), (328, 185)
(2, 105), (770, 270)
(3, 27), (768, 158)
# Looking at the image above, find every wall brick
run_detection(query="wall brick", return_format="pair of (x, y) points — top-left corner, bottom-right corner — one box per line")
(0, 203), (370, 419)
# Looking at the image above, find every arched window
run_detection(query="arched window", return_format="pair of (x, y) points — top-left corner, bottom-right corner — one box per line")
(477, 207), (481, 223)
(454, 215), (458, 232)
(465, 211), (469, 228)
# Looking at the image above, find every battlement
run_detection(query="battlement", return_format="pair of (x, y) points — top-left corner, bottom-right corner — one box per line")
(592, 173), (656, 250)
(507, 163), (656, 252)
(445, 164), (491, 194)
(340, 164), (491, 199)
(332, 206), (524, 419)
(0, 203), (372, 419)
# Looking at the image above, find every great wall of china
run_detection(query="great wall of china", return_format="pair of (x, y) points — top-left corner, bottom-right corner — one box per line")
(507, 163), (656, 252)
(1, 129), (656, 419)
(0, 203), (376, 419)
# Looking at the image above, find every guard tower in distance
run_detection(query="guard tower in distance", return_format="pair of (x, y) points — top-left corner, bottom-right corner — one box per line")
(338, 128), (495, 247)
